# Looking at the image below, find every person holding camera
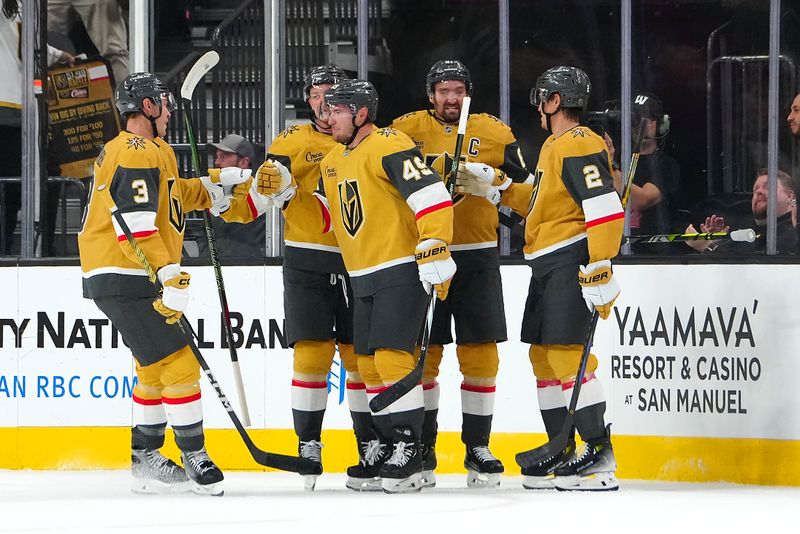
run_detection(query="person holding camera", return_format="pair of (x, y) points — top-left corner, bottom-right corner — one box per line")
(605, 93), (683, 253)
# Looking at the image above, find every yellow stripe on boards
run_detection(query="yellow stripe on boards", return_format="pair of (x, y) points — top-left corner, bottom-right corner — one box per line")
(1, 428), (797, 486)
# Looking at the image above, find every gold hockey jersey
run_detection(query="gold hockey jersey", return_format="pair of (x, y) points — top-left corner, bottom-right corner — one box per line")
(391, 110), (530, 269)
(320, 127), (454, 296)
(79, 131), (211, 298)
(219, 123), (344, 274)
(501, 125), (623, 265)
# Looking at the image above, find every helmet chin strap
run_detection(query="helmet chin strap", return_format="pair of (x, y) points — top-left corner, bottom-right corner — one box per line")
(344, 114), (367, 148)
(145, 100), (163, 138)
(543, 104), (561, 133)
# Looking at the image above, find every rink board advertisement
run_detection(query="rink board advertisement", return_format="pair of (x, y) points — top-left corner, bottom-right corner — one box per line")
(0, 264), (798, 484)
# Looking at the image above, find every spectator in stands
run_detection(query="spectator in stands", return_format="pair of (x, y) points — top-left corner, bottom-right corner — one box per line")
(47, 0), (129, 85)
(605, 92), (682, 254)
(787, 92), (800, 139)
(1, 0), (74, 255)
(198, 134), (265, 259)
(685, 169), (798, 255)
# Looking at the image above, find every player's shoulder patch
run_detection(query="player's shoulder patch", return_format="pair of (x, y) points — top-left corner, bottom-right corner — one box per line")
(471, 112), (514, 141)
(278, 124), (301, 139)
(571, 126), (589, 138)
(555, 126), (607, 159)
(376, 126), (400, 137)
(391, 110), (425, 129)
(125, 136), (148, 151)
(111, 133), (161, 167)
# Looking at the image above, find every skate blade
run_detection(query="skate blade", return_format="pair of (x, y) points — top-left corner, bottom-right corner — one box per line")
(466, 470), (501, 489)
(420, 469), (436, 489)
(189, 480), (224, 497)
(554, 472), (619, 492)
(303, 475), (319, 491)
(131, 478), (190, 495)
(521, 475), (556, 490)
(381, 472), (423, 494)
(345, 476), (383, 492)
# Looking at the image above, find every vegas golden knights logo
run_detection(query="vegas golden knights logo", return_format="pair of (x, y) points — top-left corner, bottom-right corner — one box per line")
(167, 179), (185, 232)
(338, 179), (364, 237)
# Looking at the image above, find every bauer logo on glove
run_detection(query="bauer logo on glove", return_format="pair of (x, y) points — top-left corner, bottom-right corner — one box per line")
(415, 243), (448, 261)
(415, 239), (457, 300)
(578, 259), (619, 320)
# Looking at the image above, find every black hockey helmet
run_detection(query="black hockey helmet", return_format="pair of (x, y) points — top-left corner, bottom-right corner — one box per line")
(303, 64), (348, 100)
(115, 72), (176, 117)
(324, 79), (378, 122)
(531, 66), (591, 110)
(426, 60), (471, 97)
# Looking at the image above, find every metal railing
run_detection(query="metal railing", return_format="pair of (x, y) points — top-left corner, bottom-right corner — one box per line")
(0, 176), (87, 257)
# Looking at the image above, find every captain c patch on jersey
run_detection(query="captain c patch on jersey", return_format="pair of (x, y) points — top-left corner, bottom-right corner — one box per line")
(338, 178), (364, 237)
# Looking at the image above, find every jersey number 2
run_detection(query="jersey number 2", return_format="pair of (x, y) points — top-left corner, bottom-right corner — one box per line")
(583, 165), (602, 189)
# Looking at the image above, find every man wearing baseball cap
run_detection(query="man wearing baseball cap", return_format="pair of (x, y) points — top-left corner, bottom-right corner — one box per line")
(210, 134), (255, 169)
(606, 93), (683, 253)
(199, 133), (265, 259)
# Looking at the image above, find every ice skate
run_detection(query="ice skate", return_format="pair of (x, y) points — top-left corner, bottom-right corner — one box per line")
(181, 448), (224, 496)
(464, 444), (504, 489)
(298, 440), (323, 491)
(420, 442), (437, 488)
(521, 440), (576, 490)
(380, 428), (423, 494)
(554, 433), (618, 492)
(346, 439), (389, 492)
(131, 449), (190, 494)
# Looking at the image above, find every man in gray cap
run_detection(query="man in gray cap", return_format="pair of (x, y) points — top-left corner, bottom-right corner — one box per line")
(200, 133), (265, 259)
(210, 134), (255, 170)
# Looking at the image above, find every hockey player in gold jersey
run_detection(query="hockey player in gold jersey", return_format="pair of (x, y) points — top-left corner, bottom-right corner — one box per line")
(216, 65), (377, 491)
(459, 66), (622, 491)
(318, 79), (455, 493)
(391, 60), (531, 488)
(79, 73), (250, 496)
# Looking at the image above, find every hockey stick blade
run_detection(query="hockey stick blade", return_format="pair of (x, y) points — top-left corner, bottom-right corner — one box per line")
(515, 420), (575, 469)
(369, 292), (437, 413)
(180, 50), (220, 100)
(515, 312), (598, 468)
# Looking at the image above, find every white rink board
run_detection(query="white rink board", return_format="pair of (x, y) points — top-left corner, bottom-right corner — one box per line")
(0, 264), (798, 440)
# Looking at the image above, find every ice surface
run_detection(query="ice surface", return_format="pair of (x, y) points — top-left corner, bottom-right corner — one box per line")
(0, 471), (795, 533)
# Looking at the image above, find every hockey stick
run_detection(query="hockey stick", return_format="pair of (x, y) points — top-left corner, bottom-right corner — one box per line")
(447, 96), (471, 197)
(625, 228), (757, 244)
(110, 206), (317, 474)
(180, 50), (252, 427)
(516, 119), (647, 470)
(369, 292), (437, 413)
(368, 97), (471, 413)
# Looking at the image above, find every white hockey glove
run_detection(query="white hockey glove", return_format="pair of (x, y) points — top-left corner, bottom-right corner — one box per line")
(232, 176), (274, 216)
(457, 162), (512, 190)
(256, 159), (296, 208)
(578, 259), (620, 320)
(454, 171), (502, 205)
(153, 263), (191, 325)
(201, 167), (253, 216)
(415, 239), (457, 300)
